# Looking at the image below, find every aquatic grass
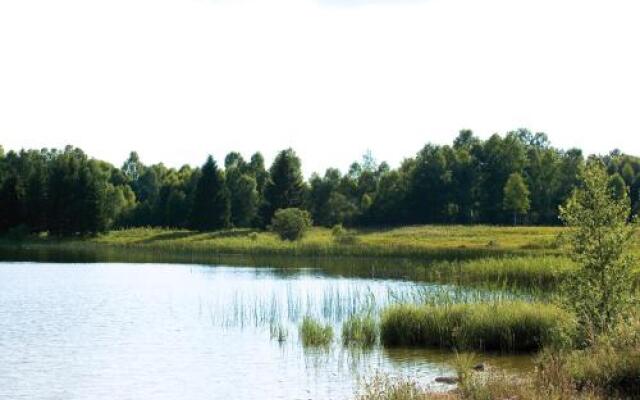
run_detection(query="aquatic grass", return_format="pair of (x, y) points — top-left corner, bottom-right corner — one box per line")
(425, 256), (577, 290)
(299, 316), (333, 346)
(341, 314), (378, 346)
(380, 301), (577, 352)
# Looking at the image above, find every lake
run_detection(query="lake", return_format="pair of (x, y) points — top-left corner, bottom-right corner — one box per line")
(0, 261), (532, 400)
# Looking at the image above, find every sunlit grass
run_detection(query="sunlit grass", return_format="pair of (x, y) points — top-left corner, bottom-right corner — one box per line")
(380, 301), (576, 352)
(299, 316), (333, 347)
(342, 314), (378, 347)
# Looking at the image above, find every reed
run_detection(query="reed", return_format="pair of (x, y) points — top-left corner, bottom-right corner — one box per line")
(341, 314), (378, 346)
(299, 316), (333, 346)
(380, 301), (576, 352)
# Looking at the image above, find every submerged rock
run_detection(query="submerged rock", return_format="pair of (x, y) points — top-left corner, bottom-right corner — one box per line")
(434, 376), (459, 384)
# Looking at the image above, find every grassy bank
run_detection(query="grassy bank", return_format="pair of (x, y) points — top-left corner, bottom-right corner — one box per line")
(2, 225), (565, 259)
(380, 302), (576, 352)
(4, 226), (639, 289)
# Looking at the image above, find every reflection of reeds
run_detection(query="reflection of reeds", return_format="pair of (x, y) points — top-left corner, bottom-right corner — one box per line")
(269, 322), (288, 342)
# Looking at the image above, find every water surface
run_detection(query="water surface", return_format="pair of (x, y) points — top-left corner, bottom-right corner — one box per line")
(0, 262), (531, 400)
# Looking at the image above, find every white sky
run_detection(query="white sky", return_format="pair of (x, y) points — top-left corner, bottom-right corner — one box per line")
(1, 0), (639, 176)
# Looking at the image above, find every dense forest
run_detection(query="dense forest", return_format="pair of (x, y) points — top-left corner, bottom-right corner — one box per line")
(1, 129), (639, 236)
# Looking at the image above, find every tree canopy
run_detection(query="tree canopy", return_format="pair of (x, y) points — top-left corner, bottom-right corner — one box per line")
(1, 130), (639, 236)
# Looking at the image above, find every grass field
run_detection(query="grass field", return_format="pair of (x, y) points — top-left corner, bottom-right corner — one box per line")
(13, 225), (566, 257)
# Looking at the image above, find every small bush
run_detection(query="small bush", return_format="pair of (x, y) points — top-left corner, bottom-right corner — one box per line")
(567, 318), (640, 395)
(299, 316), (333, 346)
(380, 302), (576, 352)
(332, 224), (360, 245)
(270, 208), (312, 241)
(332, 224), (346, 237)
(342, 314), (378, 346)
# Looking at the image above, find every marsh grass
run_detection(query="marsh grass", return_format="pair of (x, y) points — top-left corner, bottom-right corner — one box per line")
(356, 374), (432, 400)
(425, 256), (577, 290)
(299, 316), (333, 346)
(380, 302), (576, 352)
(1, 225), (570, 260)
(342, 314), (378, 346)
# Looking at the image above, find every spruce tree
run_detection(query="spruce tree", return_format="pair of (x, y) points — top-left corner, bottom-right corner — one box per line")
(190, 156), (230, 231)
(260, 149), (305, 226)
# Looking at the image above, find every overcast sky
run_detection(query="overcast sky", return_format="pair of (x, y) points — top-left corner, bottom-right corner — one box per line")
(1, 0), (639, 175)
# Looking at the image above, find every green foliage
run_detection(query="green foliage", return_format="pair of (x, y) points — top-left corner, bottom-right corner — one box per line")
(270, 208), (312, 241)
(2, 132), (640, 236)
(380, 302), (576, 352)
(566, 317), (640, 395)
(227, 167), (259, 227)
(341, 314), (378, 346)
(189, 156), (230, 231)
(559, 161), (638, 333)
(503, 172), (530, 224)
(261, 148), (306, 226)
(299, 316), (333, 346)
(331, 224), (360, 245)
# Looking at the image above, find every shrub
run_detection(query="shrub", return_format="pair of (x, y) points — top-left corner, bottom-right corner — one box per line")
(380, 302), (576, 352)
(332, 224), (360, 245)
(270, 208), (312, 241)
(299, 316), (333, 346)
(559, 161), (638, 333)
(342, 314), (378, 346)
(566, 317), (640, 395)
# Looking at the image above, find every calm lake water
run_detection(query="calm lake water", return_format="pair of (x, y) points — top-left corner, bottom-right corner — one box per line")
(0, 261), (532, 400)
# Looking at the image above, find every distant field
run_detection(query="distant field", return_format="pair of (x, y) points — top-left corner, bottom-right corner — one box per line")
(3, 226), (638, 290)
(86, 225), (565, 258)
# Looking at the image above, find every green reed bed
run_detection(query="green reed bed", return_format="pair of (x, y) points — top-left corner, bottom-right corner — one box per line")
(426, 255), (577, 290)
(299, 316), (333, 346)
(341, 314), (378, 346)
(380, 301), (576, 352)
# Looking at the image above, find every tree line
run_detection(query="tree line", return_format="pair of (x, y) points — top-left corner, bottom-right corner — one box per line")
(1, 129), (639, 236)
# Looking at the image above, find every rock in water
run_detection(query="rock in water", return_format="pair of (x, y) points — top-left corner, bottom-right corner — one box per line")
(434, 376), (459, 384)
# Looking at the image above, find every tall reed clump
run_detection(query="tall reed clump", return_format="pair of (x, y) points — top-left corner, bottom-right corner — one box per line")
(342, 314), (378, 346)
(299, 316), (333, 346)
(380, 301), (576, 352)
